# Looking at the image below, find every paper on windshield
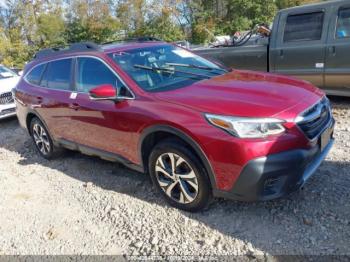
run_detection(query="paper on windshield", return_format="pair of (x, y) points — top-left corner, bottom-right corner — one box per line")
(172, 49), (196, 58)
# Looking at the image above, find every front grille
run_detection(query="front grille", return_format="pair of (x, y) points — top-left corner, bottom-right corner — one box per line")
(0, 92), (14, 105)
(297, 97), (331, 140)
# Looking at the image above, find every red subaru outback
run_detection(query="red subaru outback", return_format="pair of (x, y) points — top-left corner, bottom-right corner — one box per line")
(14, 40), (334, 211)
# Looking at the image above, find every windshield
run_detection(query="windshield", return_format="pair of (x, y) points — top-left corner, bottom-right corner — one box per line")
(108, 45), (227, 92)
(0, 65), (17, 80)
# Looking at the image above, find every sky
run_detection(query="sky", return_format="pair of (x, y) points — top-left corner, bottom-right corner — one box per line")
(0, 0), (5, 7)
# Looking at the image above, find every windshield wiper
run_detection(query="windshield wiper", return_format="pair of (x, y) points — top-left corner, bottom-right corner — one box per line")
(165, 62), (228, 73)
(134, 64), (212, 79)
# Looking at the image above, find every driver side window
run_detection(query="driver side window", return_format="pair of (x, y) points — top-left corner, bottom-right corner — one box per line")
(337, 8), (350, 39)
(76, 57), (130, 96)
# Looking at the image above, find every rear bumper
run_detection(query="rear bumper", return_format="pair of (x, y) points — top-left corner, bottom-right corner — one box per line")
(0, 103), (16, 119)
(213, 137), (334, 202)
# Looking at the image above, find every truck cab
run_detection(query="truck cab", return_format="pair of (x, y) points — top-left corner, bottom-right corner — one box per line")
(194, 0), (350, 97)
(271, 0), (350, 97)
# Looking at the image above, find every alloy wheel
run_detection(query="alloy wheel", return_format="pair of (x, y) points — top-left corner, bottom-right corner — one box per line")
(155, 153), (199, 204)
(32, 123), (51, 155)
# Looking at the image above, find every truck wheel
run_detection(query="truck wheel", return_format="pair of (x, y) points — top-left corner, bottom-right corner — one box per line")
(30, 117), (62, 160)
(149, 139), (212, 212)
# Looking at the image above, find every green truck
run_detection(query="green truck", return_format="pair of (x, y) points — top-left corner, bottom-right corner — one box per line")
(193, 0), (350, 97)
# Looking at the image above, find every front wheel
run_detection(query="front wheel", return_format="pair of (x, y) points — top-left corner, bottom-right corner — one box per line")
(149, 139), (212, 212)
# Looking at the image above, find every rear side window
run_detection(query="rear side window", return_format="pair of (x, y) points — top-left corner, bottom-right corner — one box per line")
(26, 64), (46, 85)
(337, 8), (350, 38)
(76, 57), (119, 92)
(284, 12), (324, 42)
(41, 59), (72, 90)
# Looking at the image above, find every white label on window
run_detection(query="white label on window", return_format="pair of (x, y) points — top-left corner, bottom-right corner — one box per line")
(172, 49), (196, 58)
(70, 92), (78, 99)
(315, 63), (324, 69)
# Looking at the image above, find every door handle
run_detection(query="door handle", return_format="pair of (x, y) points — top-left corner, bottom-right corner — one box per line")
(279, 49), (284, 57)
(329, 46), (336, 56)
(69, 103), (80, 111)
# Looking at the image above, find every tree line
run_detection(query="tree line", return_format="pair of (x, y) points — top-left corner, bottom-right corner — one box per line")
(0, 0), (319, 68)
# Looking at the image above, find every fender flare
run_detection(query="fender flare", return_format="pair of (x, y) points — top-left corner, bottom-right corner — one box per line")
(25, 110), (59, 147)
(138, 125), (217, 190)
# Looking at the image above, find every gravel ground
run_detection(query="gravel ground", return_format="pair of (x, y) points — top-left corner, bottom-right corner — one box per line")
(0, 97), (349, 257)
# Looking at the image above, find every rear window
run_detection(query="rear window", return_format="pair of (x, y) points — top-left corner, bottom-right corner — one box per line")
(284, 12), (324, 42)
(337, 8), (350, 38)
(26, 64), (46, 85)
(41, 59), (72, 90)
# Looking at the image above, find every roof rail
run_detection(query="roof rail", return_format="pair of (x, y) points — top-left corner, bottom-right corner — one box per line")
(102, 36), (163, 45)
(70, 42), (102, 51)
(34, 42), (102, 60)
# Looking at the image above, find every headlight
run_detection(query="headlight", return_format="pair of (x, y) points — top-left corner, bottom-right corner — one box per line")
(205, 114), (286, 138)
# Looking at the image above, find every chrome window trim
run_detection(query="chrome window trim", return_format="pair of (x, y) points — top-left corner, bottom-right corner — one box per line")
(23, 55), (136, 100)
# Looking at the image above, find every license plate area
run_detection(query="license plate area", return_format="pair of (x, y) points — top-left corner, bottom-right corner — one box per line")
(319, 124), (333, 152)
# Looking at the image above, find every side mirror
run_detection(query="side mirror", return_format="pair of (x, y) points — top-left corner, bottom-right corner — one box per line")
(89, 84), (120, 101)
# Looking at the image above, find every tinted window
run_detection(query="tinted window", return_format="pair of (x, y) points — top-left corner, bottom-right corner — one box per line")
(41, 59), (72, 90)
(26, 64), (45, 85)
(337, 8), (350, 38)
(284, 12), (324, 42)
(76, 57), (123, 93)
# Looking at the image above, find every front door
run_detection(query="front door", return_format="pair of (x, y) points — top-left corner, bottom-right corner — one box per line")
(324, 3), (350, 96)
(271, 8), (329, 88)
(67, 56), (136, 161)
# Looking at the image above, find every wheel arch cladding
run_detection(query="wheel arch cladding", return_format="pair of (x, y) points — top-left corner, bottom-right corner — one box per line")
(139, 125), (217, 190)
(26, 112), (52, 142)
(26, 112), (38, 134)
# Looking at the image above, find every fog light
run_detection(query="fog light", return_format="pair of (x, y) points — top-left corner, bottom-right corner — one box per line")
(263, 176), (286, 195)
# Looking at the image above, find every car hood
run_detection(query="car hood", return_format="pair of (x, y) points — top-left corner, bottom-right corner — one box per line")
(154, 70), (324, 120)
(0, 76), (20, 93)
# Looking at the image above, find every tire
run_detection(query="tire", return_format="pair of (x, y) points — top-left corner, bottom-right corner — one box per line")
(149, 138), (212, 212)
(30, 117), (63, 160)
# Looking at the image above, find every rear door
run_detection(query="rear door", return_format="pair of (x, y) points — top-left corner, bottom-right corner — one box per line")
(324, 3), (350, 96)
(271, 7), (330, 88)
(36, 58), (76, 141)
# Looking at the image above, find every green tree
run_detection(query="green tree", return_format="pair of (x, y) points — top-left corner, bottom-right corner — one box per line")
(0, 0), (66, 67)
(65, 0), (121, 43)
(133, 6), (185, 41)
(37, 13), (65, 47)
(116, 0), (146, 36)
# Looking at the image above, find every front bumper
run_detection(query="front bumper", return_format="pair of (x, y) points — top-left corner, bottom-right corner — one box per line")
(213, 136), (334, 202)
(0, 103), (16, 119)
